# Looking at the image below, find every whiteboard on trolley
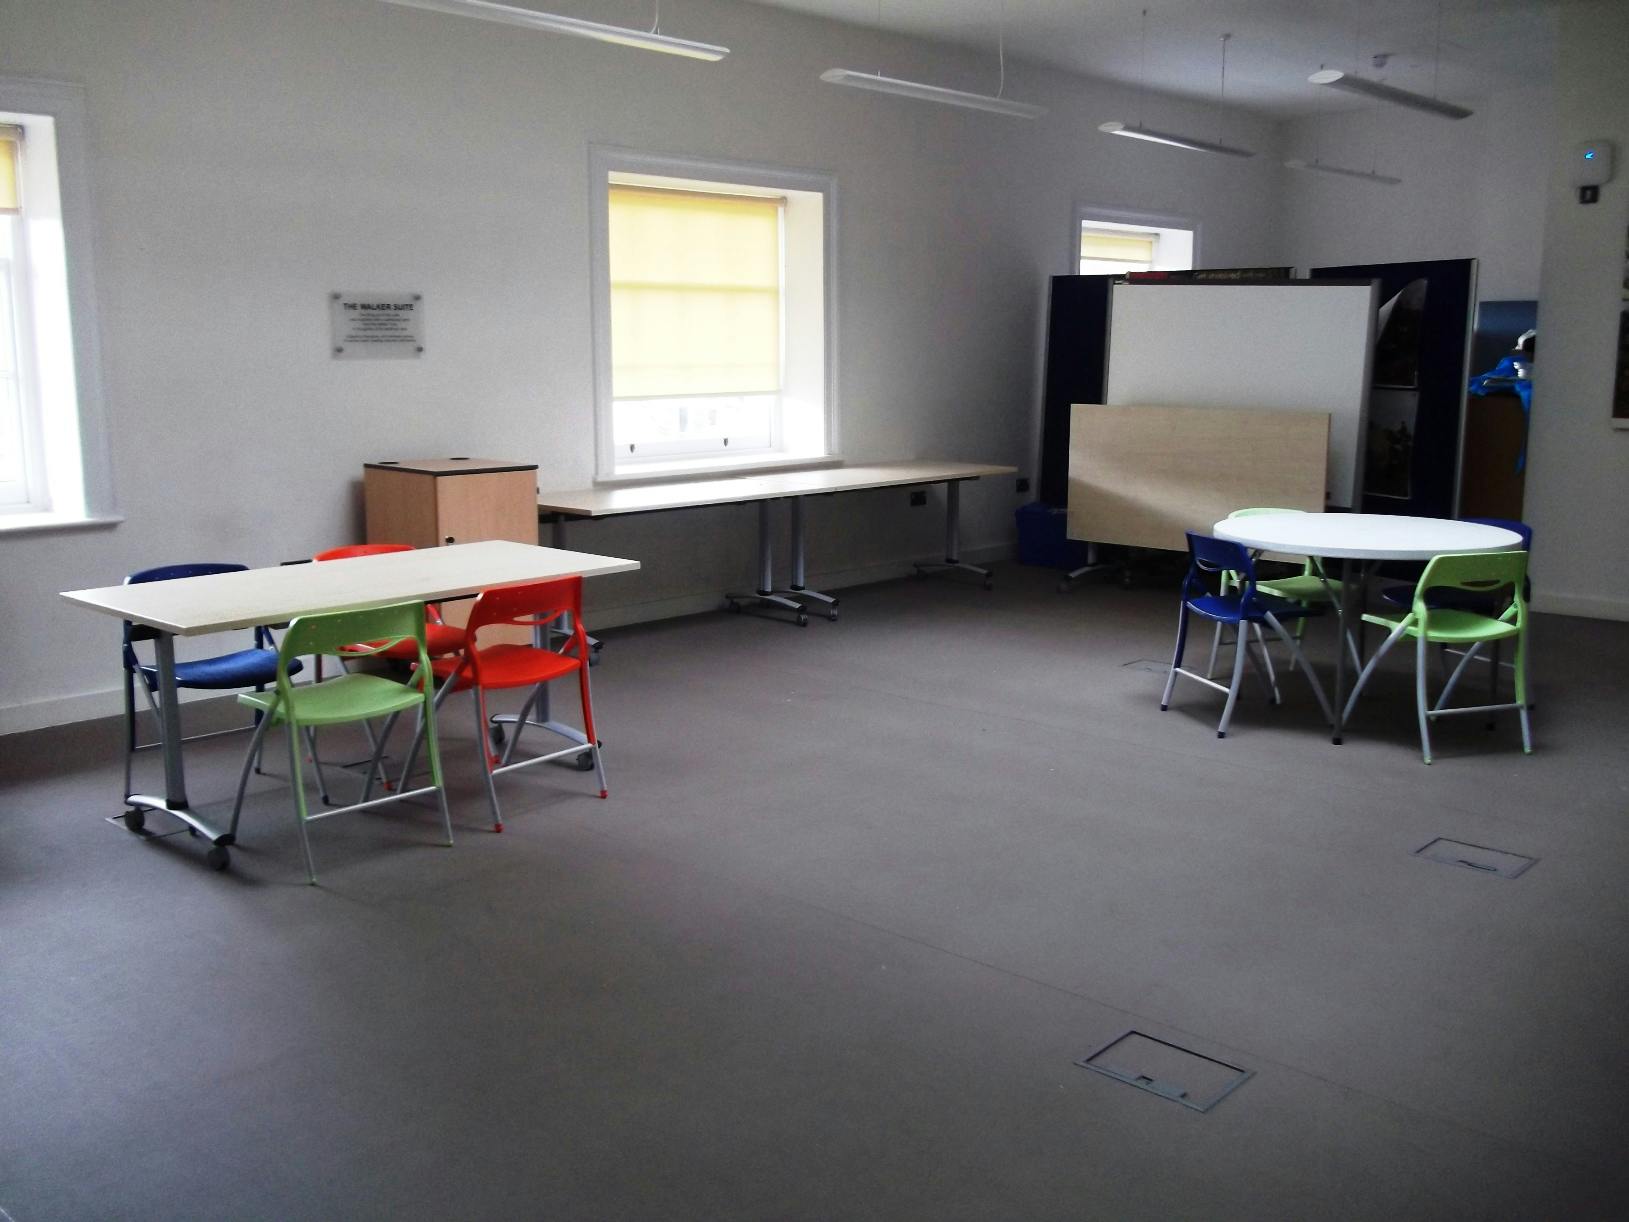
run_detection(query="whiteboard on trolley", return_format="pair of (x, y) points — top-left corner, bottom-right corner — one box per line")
(1105, 281), (1378, 507)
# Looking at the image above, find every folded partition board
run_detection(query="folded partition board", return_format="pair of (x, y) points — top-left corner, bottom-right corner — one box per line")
(1066, 403), (1329, 552)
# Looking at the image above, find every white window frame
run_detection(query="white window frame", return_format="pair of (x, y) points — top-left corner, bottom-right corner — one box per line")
(0, 77), (117, 533)
(589, 146), (839, 484)
(1071, 203), (1200, 277)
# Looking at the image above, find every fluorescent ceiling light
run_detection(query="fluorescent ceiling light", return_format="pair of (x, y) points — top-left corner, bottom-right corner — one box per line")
(375, 0), (729, 61)
(1307, 70), (1471, 119)
(1285, 157), (1401, 186)
(1098, 121), (1254, 159)
(819, 69), (1045, 119)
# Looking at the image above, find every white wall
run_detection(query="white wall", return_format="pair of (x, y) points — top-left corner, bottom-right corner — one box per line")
(1275, 0), (1629, 622)
(1527, 0), (1629, 621)
(1278, 83), (1554, 300)
(0, 0), (1283, 732)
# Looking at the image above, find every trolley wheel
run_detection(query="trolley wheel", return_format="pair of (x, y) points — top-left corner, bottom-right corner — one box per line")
(797, 613), (809, 627)
(206, 845), (231, 872)
(124, 808), (146, 834)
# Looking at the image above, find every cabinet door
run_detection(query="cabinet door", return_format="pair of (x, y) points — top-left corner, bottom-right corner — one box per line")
(434, 470), (539, 545)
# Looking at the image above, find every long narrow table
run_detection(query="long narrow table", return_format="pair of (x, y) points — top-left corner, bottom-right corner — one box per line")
(537, 460), (1016, 626)
(61, 540), (640, 868)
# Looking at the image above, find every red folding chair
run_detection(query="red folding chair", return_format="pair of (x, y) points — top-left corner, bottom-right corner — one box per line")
(313, 544), (466, 661)
(405, 576), (605, 831)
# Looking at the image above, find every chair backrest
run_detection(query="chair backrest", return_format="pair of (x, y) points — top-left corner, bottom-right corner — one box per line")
(123, 563), (249, 655)
(463, 577), (587, 664)
(314, 543), (414, 562)
(1184, 532), (1267, 609)
(1414, 551), (1528, 627)
(278, 602), (429, 690)
(1461, 517), (1534, 551)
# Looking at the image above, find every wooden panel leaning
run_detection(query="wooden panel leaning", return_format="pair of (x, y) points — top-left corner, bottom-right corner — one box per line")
(1066, 403), (1330, 553)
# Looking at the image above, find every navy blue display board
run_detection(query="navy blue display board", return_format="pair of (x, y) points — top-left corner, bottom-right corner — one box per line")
(1310, 258), (1476, 519)
(1038, 275), (1114, 507)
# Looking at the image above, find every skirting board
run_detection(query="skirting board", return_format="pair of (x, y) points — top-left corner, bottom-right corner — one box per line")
(0, 543), (1012, 736)
(1531, 590), (1629, 623)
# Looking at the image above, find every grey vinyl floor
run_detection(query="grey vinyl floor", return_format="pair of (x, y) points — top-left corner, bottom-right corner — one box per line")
(4, 564), (1628, 1221)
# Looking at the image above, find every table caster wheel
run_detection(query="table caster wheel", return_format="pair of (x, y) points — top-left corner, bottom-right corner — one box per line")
(797, 613), (809, 627)
(828, 609), (839, 622)
(489, 722), (506, 748)
(206, 845), (231, 872)
(124, 809), (146, 834)
(574, 749), (596, 772)
(983, 578), (994, 591)
(727, 600), (742, 613)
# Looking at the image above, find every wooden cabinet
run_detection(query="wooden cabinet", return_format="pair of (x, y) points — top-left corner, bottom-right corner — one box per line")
(363, 458), (541, 644)
(363, 458), (539, 548)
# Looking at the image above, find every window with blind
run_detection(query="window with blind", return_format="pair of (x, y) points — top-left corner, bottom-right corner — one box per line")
(1075, 211), (1195, 278)
(1080, 228), (1157, 276)
(593, 151), (834, 479)
(0, 79), (114, 530)
(0, 120), (45, 511)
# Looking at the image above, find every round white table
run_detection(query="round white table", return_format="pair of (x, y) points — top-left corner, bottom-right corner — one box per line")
(1212, 512), (1524, 742)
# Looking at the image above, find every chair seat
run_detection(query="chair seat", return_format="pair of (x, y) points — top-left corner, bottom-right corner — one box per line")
(1361, 609), (1520, 646)
(430, 644), (581, 692)
(1185, 592), (1322, 625)
(1258, 574), (1339, 603)
(339, 621), (466, 661)
(238, 672), (424, 726)
(136, 649), (301, 691)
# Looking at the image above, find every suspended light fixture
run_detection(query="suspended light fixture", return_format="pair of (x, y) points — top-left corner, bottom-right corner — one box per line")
(1307, 2), (1470, 119)
(1306, 70), (1471, 120)
(1099, 19), (1255, 159)
(1284, 157), (1402, 186)
(374, 0), (729, 61)
(820, 1), (1045, 119)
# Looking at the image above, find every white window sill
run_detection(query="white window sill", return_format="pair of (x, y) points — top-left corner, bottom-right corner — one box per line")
(597, 453), (841, 487)
(0, 510), (123, 536)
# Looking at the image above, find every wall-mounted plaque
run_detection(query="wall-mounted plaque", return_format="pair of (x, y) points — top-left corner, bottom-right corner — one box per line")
(331, 292), (423, 359)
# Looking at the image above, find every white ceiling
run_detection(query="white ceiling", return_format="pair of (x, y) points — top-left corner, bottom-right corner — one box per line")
(739, 0), (1560, 118)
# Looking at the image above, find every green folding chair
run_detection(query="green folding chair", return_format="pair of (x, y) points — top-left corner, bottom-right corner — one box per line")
(227, 602), (453, 883)
(1341, 550), (1532, 764)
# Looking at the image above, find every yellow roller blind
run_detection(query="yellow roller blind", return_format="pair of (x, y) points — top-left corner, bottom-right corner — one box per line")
(610, 185), (781, 398)
(0, 126), (21, 215)
(1080, 229), (1155, 263)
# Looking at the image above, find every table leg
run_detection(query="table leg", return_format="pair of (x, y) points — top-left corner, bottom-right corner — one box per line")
(773, 495), (838, 621)
(726, 500), (808, 626)
(123, 633), (233, 855)
(913, 480), (993, 589)
(549, 513), (600, 660)
(1331, 558), (1369, 745)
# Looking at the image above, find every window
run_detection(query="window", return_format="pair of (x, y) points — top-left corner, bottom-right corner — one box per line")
(591, 149), (835, 480)
(1075, 209), (1196, 277)
(0, 77), (115, 531)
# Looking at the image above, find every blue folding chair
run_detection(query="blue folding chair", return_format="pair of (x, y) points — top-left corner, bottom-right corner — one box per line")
(122, 562), (302, 826)
(1161, 533), (1336, 738)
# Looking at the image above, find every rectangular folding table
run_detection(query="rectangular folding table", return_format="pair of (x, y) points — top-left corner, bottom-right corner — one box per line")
(61, 541), (640, 865)
(537, 460), (1016, 625)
